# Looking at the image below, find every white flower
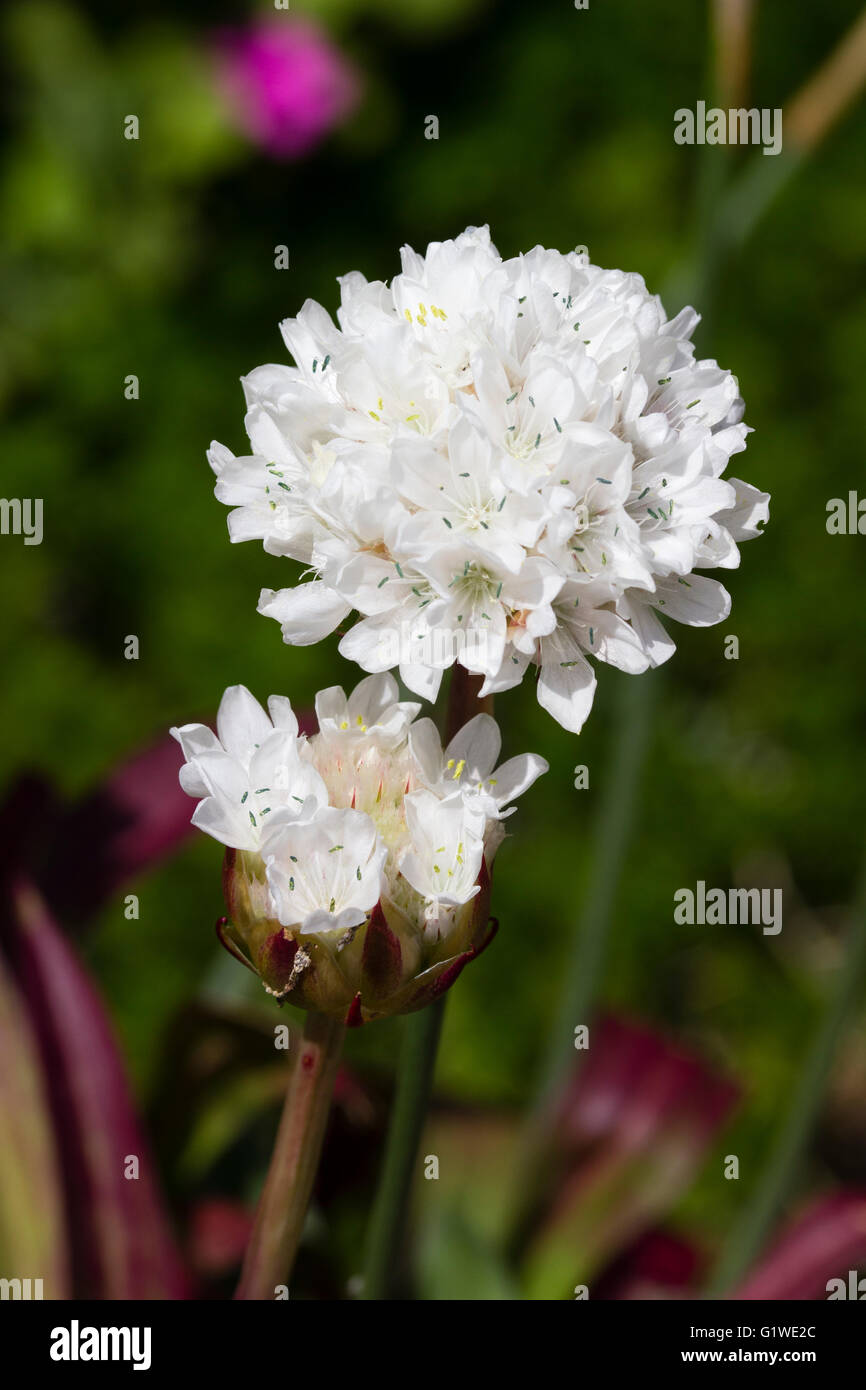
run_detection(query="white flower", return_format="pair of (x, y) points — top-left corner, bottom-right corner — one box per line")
(263, 806), (386, 936)
(409, 713), (548, 825)
(170, 685), (327, 850)
(173, 674), (545, 945)
(398, 790), (483, 925)
(314, 672), (420, 747)
(210, 228), (768, 732)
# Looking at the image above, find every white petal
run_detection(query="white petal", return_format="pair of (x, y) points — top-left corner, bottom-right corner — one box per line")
(338, 615), (398, 672)
(258, 583), (351, 645)
(399, 660), (443, 702)
(537, 638), (597, 734)
(409, 718), (445, 786)
(717, 479), (770, 540)
(266, 695), (299, 735)
(348, 672), (400, 725)
(314, 684), (348, 729)
(445, 714), (502, 781)
(171, 723), (221, 796)
(178, 763), (210, 799)
(655, 573), (731, 626)
(489, 752), (549, 807)
(621, 596), (677, 667)
(216, 686), (273, 764)
(191, 796), (257, 852)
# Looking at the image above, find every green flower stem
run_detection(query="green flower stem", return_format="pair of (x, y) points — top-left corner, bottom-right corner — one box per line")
(360, 997), (446, 1299)
(505, 671), (657, 1255)
(706, 860), (866, 1295)
(360, 666), (489, 1300)
(235, 1010), (345, 1300)
(533, 673), (657, 1109)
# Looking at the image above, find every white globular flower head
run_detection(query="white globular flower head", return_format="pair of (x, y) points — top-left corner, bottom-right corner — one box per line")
(210, 227), (769, 733)
(171, 673), (547, 1021)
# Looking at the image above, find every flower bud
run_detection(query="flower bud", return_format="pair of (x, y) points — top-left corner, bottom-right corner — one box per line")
(220, 846), (495, 1024)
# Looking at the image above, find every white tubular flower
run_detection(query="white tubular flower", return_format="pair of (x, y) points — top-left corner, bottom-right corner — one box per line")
(172, 674), (545, 1022)
(263, 806), (386, 937)
(398, 790), (484, 924)
(409, 713), (549, 825)
(313, 672), (420, 747)
(170, 684), (327, 850)
(210, 228), (768, 733)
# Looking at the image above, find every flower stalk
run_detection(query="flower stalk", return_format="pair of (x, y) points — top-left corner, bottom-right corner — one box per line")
(360, 997), (445, 1300)
(235, 1010), (345, 1300)
(361, 666), (490, 1300)
(505, 670), (657, 1258)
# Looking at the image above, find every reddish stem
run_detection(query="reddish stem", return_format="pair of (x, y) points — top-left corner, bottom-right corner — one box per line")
(235, 1010), (345, 1300)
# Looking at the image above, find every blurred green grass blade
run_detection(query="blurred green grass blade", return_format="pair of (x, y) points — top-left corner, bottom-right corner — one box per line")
(507, 674), (657, 1252)
(706, 858), (866, 1294)
(177, 1065), (289, 1185)
(418, 1203), (520, 1301)
(533, 673), (658, 1111)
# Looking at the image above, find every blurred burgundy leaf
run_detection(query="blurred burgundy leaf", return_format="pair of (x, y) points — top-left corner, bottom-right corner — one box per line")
(0, 732), (194, 930)
(733, 1191), (866, 1300)
(6, 878), (190, 1298)
(0, 704), (316, 932)
(38, 732), (195, 923)
(592, 1228), (701, 1300)
(522, 1013), (738, 1298)
(0, 946), (69, 1296)
(551, 1014), (738, 1155)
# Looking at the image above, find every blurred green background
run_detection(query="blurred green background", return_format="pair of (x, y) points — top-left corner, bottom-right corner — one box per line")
(2, 0), (865, 1296)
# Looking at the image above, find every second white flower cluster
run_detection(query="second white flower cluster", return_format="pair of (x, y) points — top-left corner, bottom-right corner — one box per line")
(171, 673), (547, 940)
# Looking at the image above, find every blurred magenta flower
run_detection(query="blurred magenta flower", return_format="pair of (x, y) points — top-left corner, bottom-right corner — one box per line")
(214, 19), (359, 159)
